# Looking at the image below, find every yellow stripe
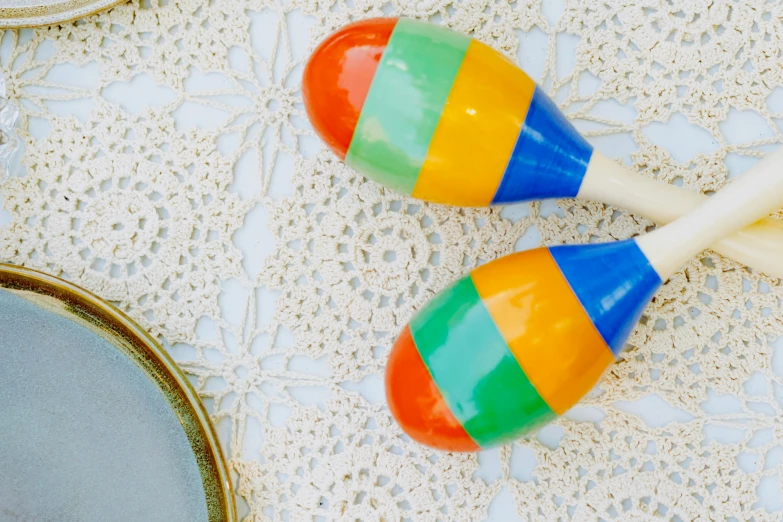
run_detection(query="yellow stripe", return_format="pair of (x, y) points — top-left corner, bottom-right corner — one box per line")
(470, 249), (615, 414)
(412, 39), (535, 207)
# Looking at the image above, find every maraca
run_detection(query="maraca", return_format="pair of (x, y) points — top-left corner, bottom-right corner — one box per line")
(303, 17), (783, 279)
(385, 146), (783, 451)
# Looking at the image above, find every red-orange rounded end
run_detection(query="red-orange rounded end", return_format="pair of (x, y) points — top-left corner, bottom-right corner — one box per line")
(302, 18), (397, 160)
(385, 326), (479, 452)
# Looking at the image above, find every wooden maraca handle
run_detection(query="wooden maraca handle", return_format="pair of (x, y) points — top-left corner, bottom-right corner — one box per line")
(385, 147), (783, 452)
(639, 146), (783, 278)
(582, 152), (783, 278)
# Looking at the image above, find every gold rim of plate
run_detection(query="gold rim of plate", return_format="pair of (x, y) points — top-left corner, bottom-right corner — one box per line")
(0, 0), (126, 29)
(0, 263), (237, 522)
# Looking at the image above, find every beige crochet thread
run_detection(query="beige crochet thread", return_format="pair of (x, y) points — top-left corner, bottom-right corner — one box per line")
(2, 0), (783, 519)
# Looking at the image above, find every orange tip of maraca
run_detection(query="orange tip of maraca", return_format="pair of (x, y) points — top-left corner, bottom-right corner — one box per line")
(385, 325), (479, 452)
(302, 18), (398, 160)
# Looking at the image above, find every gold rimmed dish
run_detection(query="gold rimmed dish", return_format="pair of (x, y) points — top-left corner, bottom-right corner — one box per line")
(0, 263), (236, 521)
(0, 0), (126, 29)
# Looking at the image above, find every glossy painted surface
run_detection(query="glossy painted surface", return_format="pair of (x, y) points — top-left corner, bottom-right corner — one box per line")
(408, 276), (554, 449)
(303, 17), (595, 206)
(471, 249), (615, 415)
(412, 39), (534, 206)
(492, 88), (593, 204)
(550, 240), (661, 355)
(385, 326), (479, 452)
(386, 240), (663, 451)
(347, 18), (470, 194)
(303, 18), (397, 159)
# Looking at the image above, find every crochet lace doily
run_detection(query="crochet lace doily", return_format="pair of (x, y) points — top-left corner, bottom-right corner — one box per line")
(2, 0), (783, 519)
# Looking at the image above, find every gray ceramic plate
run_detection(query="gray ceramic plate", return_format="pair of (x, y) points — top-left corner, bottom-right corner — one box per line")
(0, 264), (236, 522)
(0, 0), (125, 28)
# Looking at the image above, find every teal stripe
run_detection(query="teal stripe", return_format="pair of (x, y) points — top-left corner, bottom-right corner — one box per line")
(410, 275), (554, 448)
(346, 18), (470, 195)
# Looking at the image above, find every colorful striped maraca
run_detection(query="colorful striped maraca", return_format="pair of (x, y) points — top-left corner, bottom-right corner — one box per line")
(385, 146), (783, 451)
(303, 17), (783, 280)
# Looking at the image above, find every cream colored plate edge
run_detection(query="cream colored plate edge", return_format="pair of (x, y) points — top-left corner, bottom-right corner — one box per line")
(0, 0), (126, 29)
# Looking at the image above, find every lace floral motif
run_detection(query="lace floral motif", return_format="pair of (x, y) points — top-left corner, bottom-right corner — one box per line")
(2, 0), (783, 519)
(0, 102), (248, 341)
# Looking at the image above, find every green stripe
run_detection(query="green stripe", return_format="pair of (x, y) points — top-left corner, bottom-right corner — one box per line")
(410, 275), (554, 448)
(346, 18), (470, 195)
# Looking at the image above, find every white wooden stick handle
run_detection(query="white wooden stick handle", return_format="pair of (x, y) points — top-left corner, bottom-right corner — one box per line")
(634, 147), (783, 279)
(580, 152), (783, 279)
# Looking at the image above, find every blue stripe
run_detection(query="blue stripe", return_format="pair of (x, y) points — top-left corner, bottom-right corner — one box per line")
(549, 240), (662, 355)
(491, 87), (593, 204)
